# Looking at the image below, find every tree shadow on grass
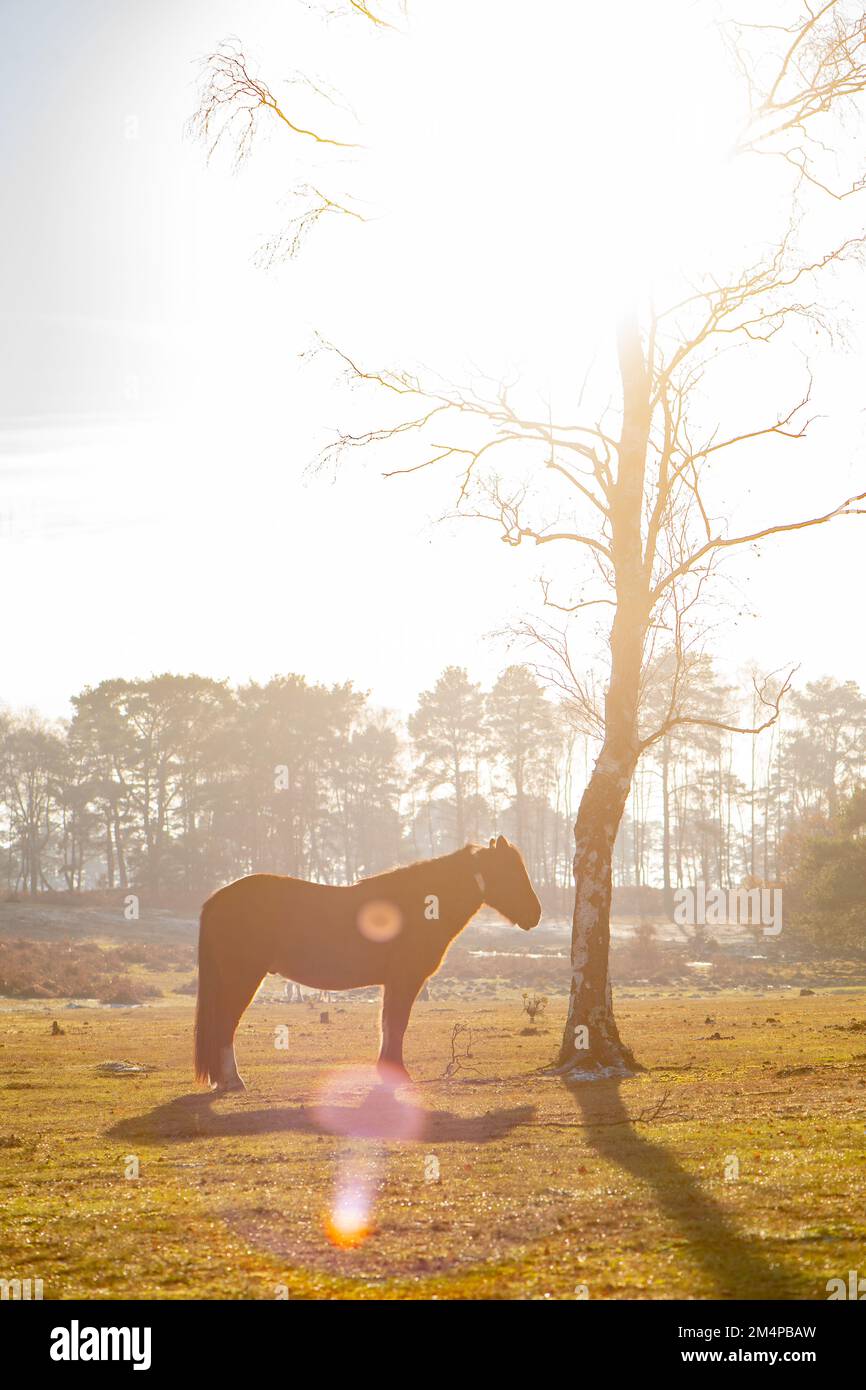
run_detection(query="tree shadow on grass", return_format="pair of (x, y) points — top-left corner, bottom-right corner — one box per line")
(566, 1078), (800, 1299)
(107, 1087), (535, 1147)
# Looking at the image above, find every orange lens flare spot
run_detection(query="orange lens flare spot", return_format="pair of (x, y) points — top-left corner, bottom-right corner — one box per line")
(324, 1194), (372, 1249)
(357, 898), (403, 943)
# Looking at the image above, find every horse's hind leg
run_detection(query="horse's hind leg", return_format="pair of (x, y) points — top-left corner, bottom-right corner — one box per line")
(197, 894), (269, 1091)
(216, 967), (264, 1091)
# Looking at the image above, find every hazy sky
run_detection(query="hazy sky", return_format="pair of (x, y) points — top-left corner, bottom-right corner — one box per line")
(2, 0), (865, 720)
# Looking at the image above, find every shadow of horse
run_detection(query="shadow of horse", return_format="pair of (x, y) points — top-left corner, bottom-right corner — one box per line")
(566, 1077), (799, 1299)
(107, 1088), (536, 1147)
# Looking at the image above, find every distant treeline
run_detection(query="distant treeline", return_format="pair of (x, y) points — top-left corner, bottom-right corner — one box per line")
(0, 667), (864, 912)
(0, 667), (568, 900)
(619, 673), (866, 896)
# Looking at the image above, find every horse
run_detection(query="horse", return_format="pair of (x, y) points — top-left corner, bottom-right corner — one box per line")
(194, 835), (541, 1090)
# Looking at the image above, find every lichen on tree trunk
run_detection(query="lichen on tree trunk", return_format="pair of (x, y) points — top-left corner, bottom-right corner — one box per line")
(556, 744), (641, 1077)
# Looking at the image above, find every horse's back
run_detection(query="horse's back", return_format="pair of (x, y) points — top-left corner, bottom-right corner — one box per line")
(200, 872), (402, 990)
(201, 873), (356, 973)
(204, 872), (342, 912)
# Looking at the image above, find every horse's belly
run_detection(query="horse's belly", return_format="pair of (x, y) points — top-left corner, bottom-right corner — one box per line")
(270, 939), (384, 992)
(283, 963), (382, 991)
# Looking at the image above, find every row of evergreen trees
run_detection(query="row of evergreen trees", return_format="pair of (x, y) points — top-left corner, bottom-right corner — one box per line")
(1, 665), (864, 911)
(619, 672), (866, 899)
(0, 666), (566, 898)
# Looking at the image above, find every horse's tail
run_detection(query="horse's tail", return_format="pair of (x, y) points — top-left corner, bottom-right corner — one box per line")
(195, 900), (222, 1086)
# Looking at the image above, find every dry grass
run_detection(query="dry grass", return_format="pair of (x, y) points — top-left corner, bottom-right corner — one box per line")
(1, 986), (865, 1300)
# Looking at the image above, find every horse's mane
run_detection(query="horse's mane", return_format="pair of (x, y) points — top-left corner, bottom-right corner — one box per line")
(356, 844), (478, 890)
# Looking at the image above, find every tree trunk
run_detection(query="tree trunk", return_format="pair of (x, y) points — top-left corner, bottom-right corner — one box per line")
(557, 742), (641, 1073)
(114, 813), (128, 889)
(105, 813), (115, 889)
(661, 734), (673, 916)
(453, 756), (465, 846)
(556, 309), (649, 1079)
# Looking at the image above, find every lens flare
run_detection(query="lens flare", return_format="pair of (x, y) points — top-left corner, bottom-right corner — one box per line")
(311, 1065), (424, 1140)
(357, 898), (403, 943)
(314, 1067), (426, 1252)
(324, 1185), (372, 1249)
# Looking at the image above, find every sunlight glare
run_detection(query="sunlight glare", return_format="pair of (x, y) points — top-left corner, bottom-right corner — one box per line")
(359, 0), (758, 380)
(325, 1185), (373, 1249)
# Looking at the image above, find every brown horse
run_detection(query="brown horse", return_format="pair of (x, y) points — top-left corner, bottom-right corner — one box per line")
(195, 835), (541, 1090)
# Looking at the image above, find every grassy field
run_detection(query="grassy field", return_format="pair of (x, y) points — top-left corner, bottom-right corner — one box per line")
(1, 985), (865, 1300)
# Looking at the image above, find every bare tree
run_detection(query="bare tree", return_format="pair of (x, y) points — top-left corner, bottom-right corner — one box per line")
(195, 3), (866, 1077)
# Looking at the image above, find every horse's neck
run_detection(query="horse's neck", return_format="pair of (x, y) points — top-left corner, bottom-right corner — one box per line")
(428, 851), (482, 934)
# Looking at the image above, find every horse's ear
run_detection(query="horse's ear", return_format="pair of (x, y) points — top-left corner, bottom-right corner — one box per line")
(495, 835), (508, 850)
(488, 838), (496, 849)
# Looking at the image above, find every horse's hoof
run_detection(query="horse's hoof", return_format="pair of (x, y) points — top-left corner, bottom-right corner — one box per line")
(376, 1062), (412, 1088)
(214, 1078), (246, 1093)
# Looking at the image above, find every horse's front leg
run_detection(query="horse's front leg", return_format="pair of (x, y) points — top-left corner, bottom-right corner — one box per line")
(377, 980), (422, 1084)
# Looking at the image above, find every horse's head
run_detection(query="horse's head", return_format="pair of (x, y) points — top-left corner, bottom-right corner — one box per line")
(473, 835), (542, 931)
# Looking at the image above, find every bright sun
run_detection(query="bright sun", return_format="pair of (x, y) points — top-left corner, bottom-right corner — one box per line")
(344, 0), (760, 384)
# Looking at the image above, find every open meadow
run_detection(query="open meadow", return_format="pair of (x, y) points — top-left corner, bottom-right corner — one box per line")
(7, 0), (866, 1355)
(2, 977), (865, 1301)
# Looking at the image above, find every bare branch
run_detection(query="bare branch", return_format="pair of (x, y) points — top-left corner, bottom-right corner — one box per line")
(256, 186), (368, 263)
(190, 40), (358, 164)
(736, 0), (866, 198)
(652, 487), (866, 601)
(640, 668), (796, 752)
